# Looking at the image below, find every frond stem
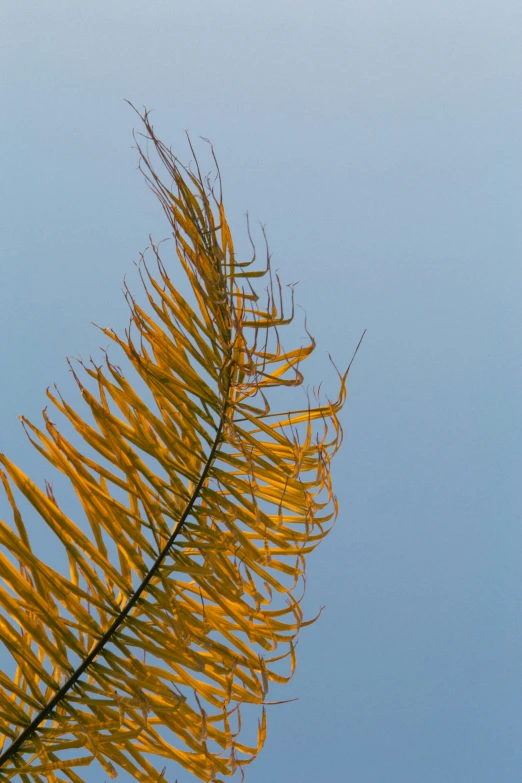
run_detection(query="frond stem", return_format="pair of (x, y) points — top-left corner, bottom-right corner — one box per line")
(0, 402), (229, 770)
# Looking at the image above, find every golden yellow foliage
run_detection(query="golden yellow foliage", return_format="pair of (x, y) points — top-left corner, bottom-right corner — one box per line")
(0, 109), (357, 782)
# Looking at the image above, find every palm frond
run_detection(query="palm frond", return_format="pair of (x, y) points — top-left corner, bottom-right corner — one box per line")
(0, 109), (354, 782)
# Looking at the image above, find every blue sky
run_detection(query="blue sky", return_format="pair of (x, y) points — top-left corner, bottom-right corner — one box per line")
(1, 1), (522, 780)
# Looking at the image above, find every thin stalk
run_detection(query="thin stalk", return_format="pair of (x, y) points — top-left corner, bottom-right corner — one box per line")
(0, 404), (228, 769)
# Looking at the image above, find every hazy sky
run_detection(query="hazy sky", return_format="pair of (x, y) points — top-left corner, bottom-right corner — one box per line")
(1, 1), (522, 781)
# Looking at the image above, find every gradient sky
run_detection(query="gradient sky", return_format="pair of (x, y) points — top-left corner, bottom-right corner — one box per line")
(1, 1), (522, 781)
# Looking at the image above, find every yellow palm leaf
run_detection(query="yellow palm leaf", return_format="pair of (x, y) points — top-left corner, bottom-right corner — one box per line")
(0, 107), (362, 782)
